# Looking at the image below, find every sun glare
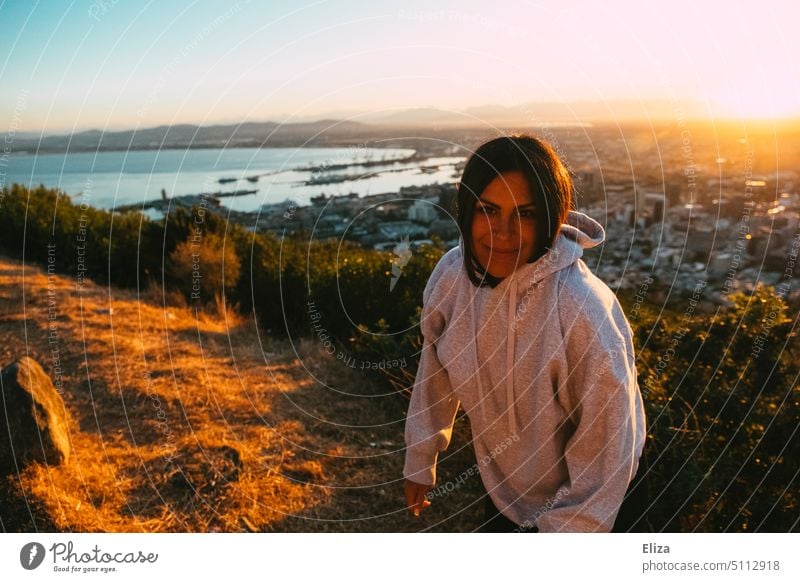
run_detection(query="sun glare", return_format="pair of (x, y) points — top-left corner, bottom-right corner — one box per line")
(712, 62), (800, 120)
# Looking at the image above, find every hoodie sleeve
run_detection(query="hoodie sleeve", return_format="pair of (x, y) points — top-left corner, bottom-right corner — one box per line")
(402, 261), (460, 487)
(537, 274), (643, 532)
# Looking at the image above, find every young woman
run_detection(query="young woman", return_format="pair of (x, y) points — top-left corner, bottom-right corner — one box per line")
(402, 135), (648, 532)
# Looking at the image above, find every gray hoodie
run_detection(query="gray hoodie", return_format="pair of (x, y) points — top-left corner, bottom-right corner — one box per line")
(403, 210), (646, 532)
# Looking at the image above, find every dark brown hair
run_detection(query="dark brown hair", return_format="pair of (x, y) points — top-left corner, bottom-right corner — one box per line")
(456, 134), (573, 288)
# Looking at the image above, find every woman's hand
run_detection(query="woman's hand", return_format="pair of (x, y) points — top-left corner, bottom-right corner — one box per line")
(404, 479), (433, 517)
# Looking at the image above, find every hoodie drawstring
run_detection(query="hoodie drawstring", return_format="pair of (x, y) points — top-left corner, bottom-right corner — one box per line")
(471, 273), (519, 436)
(470, 287), (486, 426)
(507, 275), (518, 435)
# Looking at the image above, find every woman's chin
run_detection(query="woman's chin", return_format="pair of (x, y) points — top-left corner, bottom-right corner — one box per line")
(474, 253), (522, 279)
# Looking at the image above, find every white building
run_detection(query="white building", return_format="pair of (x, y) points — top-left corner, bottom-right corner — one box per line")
(407, 199), (437, 224)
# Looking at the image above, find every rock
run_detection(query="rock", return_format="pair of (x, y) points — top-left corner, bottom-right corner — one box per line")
(0, 357), (72, 474)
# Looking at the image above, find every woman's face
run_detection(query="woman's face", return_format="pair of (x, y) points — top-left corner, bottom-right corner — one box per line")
(470, 171), (538, 279)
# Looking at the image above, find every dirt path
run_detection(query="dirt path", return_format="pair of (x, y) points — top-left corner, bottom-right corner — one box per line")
(0, 256), (484, 532)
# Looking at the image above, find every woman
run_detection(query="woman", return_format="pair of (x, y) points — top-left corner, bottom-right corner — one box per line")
(402, 135), (647, 532)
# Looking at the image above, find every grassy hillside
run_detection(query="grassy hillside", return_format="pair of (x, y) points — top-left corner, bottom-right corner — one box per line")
(0, 255), (485, 532)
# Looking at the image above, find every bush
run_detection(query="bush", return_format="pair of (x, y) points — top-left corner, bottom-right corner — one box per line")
(630, 284), (798, 531)
(168, 231), (241, 304)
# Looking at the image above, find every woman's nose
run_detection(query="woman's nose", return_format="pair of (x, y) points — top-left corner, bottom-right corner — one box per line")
(493, 215), (519, 239)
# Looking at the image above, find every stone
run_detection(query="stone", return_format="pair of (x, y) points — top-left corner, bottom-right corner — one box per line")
(0, 357), (71, 474)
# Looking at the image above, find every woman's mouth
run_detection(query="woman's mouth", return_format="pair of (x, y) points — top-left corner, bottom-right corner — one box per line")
(486, 246), (519, 255)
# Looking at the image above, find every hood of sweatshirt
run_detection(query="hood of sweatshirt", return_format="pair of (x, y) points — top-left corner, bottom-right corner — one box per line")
(458, 209), (606, 434)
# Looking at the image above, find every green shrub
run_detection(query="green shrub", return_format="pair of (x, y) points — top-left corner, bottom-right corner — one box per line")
(168, 231), (241, 303)
(630, 284), (798, 531)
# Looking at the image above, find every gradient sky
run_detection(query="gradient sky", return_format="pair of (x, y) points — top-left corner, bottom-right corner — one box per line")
(1, 0), (799, 133)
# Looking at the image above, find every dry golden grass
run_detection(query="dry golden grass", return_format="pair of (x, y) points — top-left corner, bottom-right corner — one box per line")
(0, 255), (485, 532)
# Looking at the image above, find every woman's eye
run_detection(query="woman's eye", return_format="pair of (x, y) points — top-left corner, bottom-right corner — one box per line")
(476, 205), (534, 218)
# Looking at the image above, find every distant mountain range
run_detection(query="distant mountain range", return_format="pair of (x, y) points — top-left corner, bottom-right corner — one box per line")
(10, 100), (742, 154)
(303, 99), (713, 127)
(12, 119), (372, 154)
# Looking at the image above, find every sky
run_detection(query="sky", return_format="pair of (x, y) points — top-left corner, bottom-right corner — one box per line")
(1, 0), (799, 133)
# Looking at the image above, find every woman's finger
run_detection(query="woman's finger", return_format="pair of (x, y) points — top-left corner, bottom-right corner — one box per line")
(411, 490), (424, 516)
(405, 481), (431, 516)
